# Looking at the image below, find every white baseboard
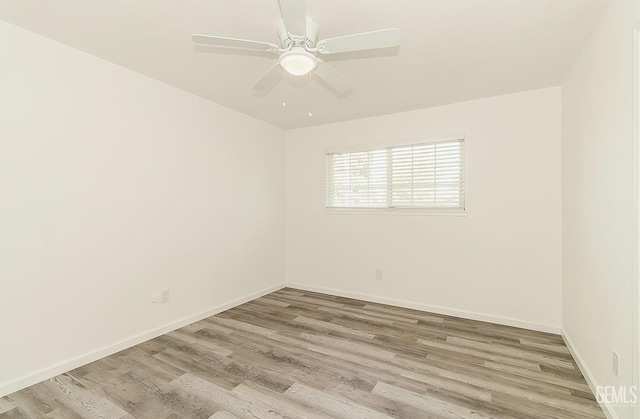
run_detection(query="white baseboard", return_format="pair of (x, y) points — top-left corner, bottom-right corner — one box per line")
(286, 282), (561, 335)
(0, 282), (285, 398)
(561, 331), (618, 419)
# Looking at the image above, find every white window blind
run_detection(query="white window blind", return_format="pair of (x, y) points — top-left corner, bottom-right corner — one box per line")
(326, 139), (465, 210)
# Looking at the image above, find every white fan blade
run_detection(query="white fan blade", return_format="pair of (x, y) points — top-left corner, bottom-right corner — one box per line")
(279, 0), (306, 36)
(314, 60), (353, 93)
(252, 64), (283, 91)
(192, 34), (279, 52)
(317, 28), (401, 55)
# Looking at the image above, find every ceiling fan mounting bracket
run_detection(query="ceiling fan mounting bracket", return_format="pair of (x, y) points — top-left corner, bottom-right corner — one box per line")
(277, 18), (318, 51)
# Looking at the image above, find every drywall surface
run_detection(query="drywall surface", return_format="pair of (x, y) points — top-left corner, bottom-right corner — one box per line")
(0, 20), (285, 394)
(562, 0), (640, 417)
(286, 87), (562, 331)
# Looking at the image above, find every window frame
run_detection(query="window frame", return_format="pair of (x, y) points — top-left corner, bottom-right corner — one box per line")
(324, 134), (467, 216)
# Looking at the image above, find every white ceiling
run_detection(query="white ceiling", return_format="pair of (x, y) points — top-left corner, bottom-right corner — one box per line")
(0, 0), (608, 129)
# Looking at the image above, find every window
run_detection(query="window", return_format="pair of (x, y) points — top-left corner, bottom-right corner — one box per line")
(326, 138), (465, 210)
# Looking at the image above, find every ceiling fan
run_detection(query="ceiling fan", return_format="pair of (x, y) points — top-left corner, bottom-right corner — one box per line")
(192, 0), (401, 94)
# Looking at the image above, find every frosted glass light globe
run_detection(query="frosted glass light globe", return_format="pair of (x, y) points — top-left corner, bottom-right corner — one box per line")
(279, 48), (317, 76)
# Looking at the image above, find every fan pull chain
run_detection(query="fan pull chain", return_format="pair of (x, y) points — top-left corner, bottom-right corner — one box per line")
(307, 72), (313, 118)
(282, 68), (287, 108)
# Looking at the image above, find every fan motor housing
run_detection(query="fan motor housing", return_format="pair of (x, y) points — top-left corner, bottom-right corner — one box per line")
(278, 17), (318, 49)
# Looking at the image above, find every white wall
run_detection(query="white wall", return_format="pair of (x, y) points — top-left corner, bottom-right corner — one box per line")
(562, 0), (640, 417)
(286, 87), (562, 331)
(0, 21), (285, 396)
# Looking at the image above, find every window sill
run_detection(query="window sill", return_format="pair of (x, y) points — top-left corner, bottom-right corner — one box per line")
(324, 208), (468, 217)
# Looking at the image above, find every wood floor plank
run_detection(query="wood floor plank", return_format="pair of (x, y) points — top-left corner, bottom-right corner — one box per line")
(0, 398), (17, 414)
(446, 336), (575, 369)
(280, 332), (495, 403)
(433, 367), (602, 417)
(167, 329), (235, 358)
(4, 288), (604, 418)
(373, 381), (493, 418)
(170, 373), (286, 419)
(206, 316), (276, 337)
(232, 382), (330, 419)
(519, 339), (572, 355)
(418, 338), (547, 370)
(273, 289), (305, 297)
(299, 332), (397, 359)
(232, 330), (429, 395)
(44, 407), (85, 419)
(482, 361), (591, 392)
(235, 328), (490, 408)
(362, 304), (446, 324)
(43, 375), (129, 418)
(253, 297), (291, 307)
(209, 411), (239, 419)
(285, 382), (395, 419)
(317, 306), (397, 325)
(5, 387), (55, 417)
(322, 382), (436, 419)
(293, 315), (376, 339)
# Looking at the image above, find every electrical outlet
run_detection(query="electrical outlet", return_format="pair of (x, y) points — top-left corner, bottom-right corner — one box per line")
(161, 289), (170, 303)
(613, 351), (619, 377)
(375, 269), (383, 281)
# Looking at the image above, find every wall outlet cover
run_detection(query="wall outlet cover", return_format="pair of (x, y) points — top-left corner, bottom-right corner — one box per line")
(161, 289), (170, 303)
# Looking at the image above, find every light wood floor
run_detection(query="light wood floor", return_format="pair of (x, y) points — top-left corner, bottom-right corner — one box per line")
(1, 288), (604, 418)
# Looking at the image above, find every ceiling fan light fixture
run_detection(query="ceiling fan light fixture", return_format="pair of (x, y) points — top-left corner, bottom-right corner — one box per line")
(279, 48), (317, 76)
